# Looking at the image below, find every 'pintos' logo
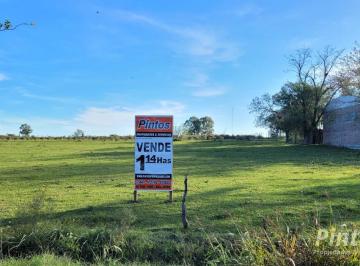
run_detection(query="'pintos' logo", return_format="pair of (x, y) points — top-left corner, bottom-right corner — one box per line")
(137, 119), (170, 130)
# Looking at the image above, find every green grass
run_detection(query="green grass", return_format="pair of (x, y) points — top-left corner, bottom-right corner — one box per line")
(1, 139), (359, 230)
(0, 253), (81, 266)
(0, 139), (360, 264)
(0, 253), (156, 265)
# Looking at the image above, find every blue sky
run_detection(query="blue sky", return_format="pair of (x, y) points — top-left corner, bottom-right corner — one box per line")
(1, 0), (359, 136)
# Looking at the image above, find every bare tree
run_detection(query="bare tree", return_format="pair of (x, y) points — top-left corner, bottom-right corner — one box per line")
(251, 47), (344, 145)
(334, 42), (360, 96)
(288, 47), (343, 144)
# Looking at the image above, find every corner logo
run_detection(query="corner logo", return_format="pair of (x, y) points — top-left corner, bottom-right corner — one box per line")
(316, 228), (359, 247)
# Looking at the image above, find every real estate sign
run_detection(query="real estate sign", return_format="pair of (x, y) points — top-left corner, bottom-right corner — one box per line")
(134, 115), (173, 191)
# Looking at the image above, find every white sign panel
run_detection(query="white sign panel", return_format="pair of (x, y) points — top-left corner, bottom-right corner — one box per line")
(134, 116), (173, 191)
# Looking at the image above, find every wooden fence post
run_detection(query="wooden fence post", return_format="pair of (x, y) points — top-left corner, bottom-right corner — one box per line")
(182, 175), (189, 229)
(133, 190), (137, 202)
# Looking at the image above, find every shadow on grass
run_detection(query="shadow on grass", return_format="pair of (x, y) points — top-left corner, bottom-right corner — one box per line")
(1, 140), (360, 231)
(1, 140), (359, 182)
(42, 148), (134, 161)
(2, 176), (359, 230)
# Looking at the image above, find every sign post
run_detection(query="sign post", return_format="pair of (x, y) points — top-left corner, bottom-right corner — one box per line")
(134, 115), (173, 202)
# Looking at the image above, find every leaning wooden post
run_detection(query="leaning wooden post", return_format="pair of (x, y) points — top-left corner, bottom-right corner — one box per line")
(133, 190), (138, 202)
(182, 175), (189, 229)
(169, 191), (173, 202)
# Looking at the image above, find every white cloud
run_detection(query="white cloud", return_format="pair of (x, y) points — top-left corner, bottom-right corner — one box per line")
(13, 87), (97, 105)
(17, 89), (80, 104)
(185, 72), (228, 97)
(184, 72), (209, 88)
(192, 86), (227, 97)
(0, 73), (9, 81)
(112, 10), (165, 29)
(74, 100), (185, 135)
(104, 9), (240, 98)
(110, 9), (241, 63)
(173, 28), (241, 62)
(232, 4), (263, 17)
(288, 37), (319, 50)
(0, 100), (186, 136)
(0, 114), (72, 136)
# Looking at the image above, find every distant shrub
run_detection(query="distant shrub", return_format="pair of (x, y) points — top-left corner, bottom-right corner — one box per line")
(214, 134), (265, 141)
(0, 134), (268, 142)
(73, 129), (85, 138)
(0, 135), (135, 141)
(173, 134), (267, 142)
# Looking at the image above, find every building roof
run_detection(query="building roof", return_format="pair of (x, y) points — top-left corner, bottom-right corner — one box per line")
(326, 96), (360, 111)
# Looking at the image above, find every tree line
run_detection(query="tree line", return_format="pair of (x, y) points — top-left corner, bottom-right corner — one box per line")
(16, 124), (86, 138)
(250, 43), (360, 144)
(13, 117), (216, 139)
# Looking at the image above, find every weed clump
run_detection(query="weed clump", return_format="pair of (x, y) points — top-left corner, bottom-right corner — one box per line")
(1, 191), (360, 265)
(1, 218), (360, 265)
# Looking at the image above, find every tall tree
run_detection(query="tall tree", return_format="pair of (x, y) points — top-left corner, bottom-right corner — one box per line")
(251, 47), (343, 144)
(287, 47), (343, 144)
(250, 92), (300, 142)
(183, 116), (215, 136)
(199, 116), (214, 136)
(183, 116), (201, 135)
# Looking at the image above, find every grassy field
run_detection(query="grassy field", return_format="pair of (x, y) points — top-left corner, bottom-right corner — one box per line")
(1, 139), (360, 264)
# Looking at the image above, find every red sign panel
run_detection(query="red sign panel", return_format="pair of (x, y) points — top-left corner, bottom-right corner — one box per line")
(134, 179), (172, 190)
(135, 116), (173, 133)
